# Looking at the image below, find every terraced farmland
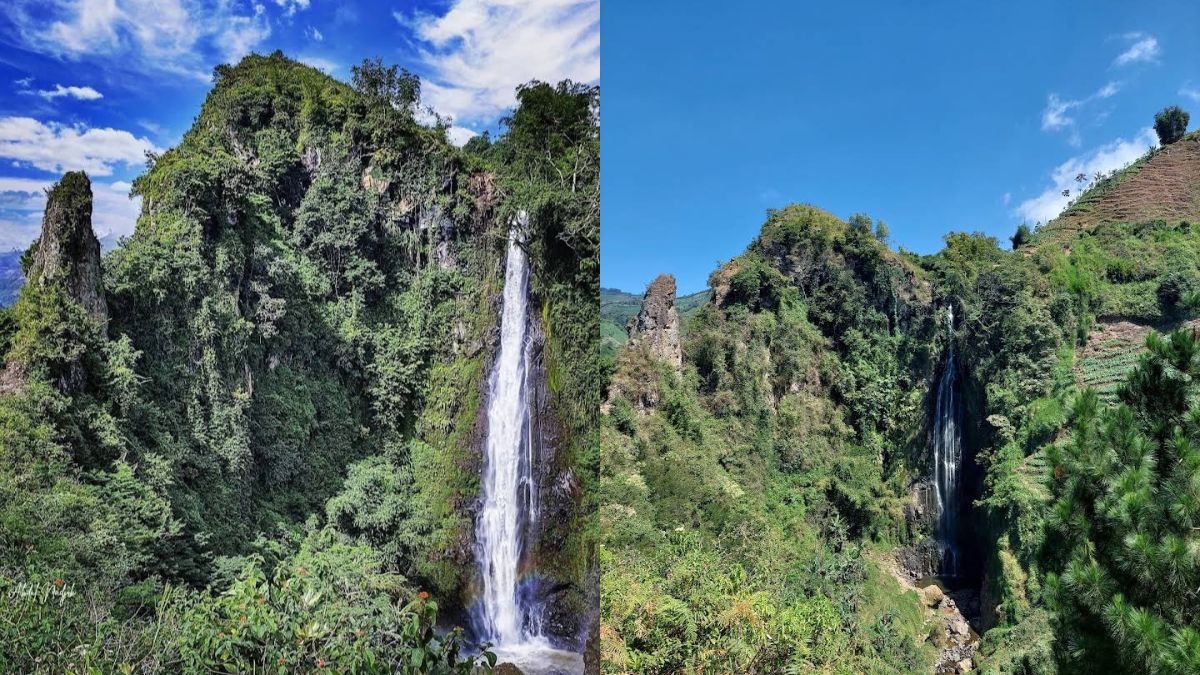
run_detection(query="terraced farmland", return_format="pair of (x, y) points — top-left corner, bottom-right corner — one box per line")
(1077, 319), (1200, 402)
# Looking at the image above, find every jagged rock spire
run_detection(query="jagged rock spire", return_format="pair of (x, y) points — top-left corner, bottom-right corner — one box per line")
(627, 274), (681, 367)
(29, 171), (107, 324)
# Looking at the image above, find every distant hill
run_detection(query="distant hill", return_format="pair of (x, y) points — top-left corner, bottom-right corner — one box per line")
(601, 286), (709, 356)
(1018, 130), (1200, 403)
(0, 250), (22, 307)
(1034, 130), (1200, 246)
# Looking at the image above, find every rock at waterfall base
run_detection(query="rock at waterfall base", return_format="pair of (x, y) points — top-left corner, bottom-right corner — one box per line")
(921, 584), (945, 607)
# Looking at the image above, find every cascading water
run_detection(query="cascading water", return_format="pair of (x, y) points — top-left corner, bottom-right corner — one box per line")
(933, 305), (963, 578)
(473, 222), (582, 674)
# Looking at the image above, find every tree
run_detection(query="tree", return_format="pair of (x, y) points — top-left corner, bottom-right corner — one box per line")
(351, 58), (421, 114)
(874, 219), (890, 243)
(1010, 223), (1032, 249)
(1154, 106), (1190, 145)
(1046, 329), (1200, 673)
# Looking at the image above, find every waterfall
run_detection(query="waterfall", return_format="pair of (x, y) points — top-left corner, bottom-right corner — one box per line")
(470, 220), (584, 674)
(475, 224), (541, 646)
(933, 305), (963, 577)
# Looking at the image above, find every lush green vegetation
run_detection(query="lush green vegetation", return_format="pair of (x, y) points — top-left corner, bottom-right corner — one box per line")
(602, 120), (1200, 672)
(0, 52), (598, 673)
(602, 205), (942, 672)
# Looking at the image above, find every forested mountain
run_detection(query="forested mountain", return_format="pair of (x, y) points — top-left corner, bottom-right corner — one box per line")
(600, 126), (1200, 673)
(0, 52), (598, 674)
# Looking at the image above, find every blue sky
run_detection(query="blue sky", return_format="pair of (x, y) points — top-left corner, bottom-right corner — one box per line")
(601, 1), (1200, 294)
(0, 0), (598, 251)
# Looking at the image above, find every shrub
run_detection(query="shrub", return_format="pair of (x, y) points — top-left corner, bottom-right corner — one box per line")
(1154, 106), (1190, 146)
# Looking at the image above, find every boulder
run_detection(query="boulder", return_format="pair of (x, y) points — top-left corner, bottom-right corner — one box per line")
(957, 657), (973, 672)
(920, 584), (945, 607)
(494, 664), (525, 675)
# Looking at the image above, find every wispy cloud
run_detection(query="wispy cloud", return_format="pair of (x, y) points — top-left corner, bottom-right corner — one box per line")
(1114, 32), (1160, 67)
(273, 0), (310, 18)
(1015, 128), (1157, 224)
(1041, 81), (1122, 146)
(34, 83), (104, 100)
(1181, 84), (1200, 103)
(1, 0), (275, 81)
(396, 0), (600, 125)
(305, 25), (323, 41)
(0, 116), (158, 176)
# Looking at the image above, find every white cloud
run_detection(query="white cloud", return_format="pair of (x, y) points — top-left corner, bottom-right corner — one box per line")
(273, 0), (309, 17)
(0, 116), (158, 176)
(1114, 32), (1160, 66)
(298, 55), (338, 74)
(1001, 192), (1011, 206)
(1, 0), (273, 80)
(1041, 94), (1076, 131)
(446, 126), (477, 146)
(1040, 81), (1122, 146)
(91, 179), (141, 239)
(36, 83), (104, 100)
(306, 25), (323, 41)
(215, 3), (272, 65)
(1181, 84), (1200, 103)
(1015, 128), (1157, 224)
(398, 0), (600, 124)
(0, 175), (141, 250)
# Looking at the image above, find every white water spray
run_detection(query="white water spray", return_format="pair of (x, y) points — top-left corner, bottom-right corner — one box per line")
(476, 225), (538, 645)
(933, 305), (962, 577)
(472, 221), (584, 674)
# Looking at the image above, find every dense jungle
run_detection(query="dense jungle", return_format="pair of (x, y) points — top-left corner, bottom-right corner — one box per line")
(0, 52), (599, 674)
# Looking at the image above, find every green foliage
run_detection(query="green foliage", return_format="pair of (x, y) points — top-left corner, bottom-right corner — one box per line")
(602, 205), (939, 673)
(1044, 329), (1200, 673)
(0, 50), (598, 672)
(1154, 106), (1190, 146)
(0, 530), (491, 674)
(1012, 223), (1033, 250)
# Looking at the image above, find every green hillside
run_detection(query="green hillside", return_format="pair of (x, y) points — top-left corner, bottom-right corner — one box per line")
(602, 116), (1200, 674)
(0, 53), (598, 673)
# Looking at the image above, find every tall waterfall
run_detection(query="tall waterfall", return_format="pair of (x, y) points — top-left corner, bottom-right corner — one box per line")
(933, 306), (963, 577)
(475, 226), (541, 646)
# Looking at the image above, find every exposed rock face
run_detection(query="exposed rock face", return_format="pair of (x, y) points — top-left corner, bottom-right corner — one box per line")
(29, 172), (107, 324)
(898, 479), (943, 579)
(626, 274), (681, 367)
(419, 202), (457, 270)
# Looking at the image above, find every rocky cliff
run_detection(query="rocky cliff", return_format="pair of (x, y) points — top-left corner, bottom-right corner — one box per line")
(28, 172), (107, 324)
(625, 274), (682, 367)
